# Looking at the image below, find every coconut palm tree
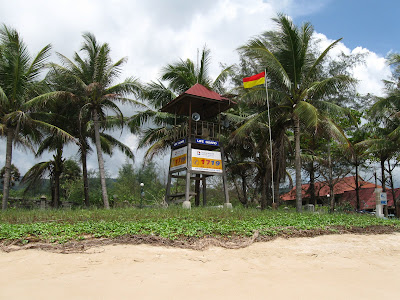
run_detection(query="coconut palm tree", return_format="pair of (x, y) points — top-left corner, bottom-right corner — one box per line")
(238, 14), (354, 211)
(21, 147), (64, 207)
(368, 52), (400, 215)
(370, 52), (400, 138)
(0, 164), (20, 188)
(0, 25), (72, 210)
(47, 66), (136, 208)
(49, 33), (142, 209)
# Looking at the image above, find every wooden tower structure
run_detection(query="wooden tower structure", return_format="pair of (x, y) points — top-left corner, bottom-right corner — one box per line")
(161, 84), (235, 208)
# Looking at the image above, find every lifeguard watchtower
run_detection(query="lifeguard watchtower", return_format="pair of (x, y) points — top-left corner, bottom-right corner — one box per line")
(161, 83), (235, 208)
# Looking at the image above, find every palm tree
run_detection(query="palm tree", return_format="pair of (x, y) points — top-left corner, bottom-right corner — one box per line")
(238, 14), (354, 211)
(48, 65), (136, 207)
(358, 126), (398, 216)
(49, 33), (141, 209)
(0, 25), (72, 210)
(21, 148), (64, 207)
(0, 164), (20, 188)
(129, 46), (233, 159)
(368, 53), (400, 216)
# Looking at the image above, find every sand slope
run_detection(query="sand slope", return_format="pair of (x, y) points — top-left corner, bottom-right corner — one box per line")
(1, 233), (400, 300)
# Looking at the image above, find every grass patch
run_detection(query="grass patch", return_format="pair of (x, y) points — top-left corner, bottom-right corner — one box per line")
(1, 207), (399, 244)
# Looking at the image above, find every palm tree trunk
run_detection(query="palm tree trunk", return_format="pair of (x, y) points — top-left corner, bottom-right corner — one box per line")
(2, 130), (14, 210)
(51, 177), (56, 207)
(273, 155), (280, 207)
(233, 178), (245, 206)
(387, 161), (397, 215)
(52, 149), (63, 208)
(328, 143), (335, 213)
(194, 174), (200, 206)
(80, 142), (90, 207)
(293, 115), (302, 212)
(381, 158), (388, 217)
(308, 162), (315, 206)
(242, 174), (248, 206)
(355, 164), (360, 210)
(260, 172), (267, 210)
(273, 176), (280, 208)
(93, 108), (110, 209)
(53, 172), (61, 208)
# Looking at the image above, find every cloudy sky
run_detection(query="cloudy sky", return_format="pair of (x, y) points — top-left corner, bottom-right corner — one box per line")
(0, 0), (398, 177)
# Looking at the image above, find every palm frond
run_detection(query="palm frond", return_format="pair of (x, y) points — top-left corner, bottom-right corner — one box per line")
(22, 91), (73, 109)
(295, 101), (318, 129)
(303, 38), (343, 85)
(100, 133), (135, 161)
(239, 38), (291, 91)
(306, 75), (355, 100)
(143, 139), (170, 161)
(231, 111), (270, 141)
(31, 119), (77, 144)
(20, 161), (52, 193)
(27, 44), (52, 81)
(0, 85), (8, 107)
(143, 80), (176, 108)
(212, 64), (234, 94)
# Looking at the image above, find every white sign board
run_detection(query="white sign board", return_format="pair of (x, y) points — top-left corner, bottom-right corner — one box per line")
(191, 149), (223, 173)
(170, 146), (187, 171)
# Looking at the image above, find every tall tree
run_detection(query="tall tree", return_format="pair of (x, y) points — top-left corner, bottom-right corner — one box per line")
(238, 14), (354, 211)
(369, 54), (400, 216)
(0, 164), (20, 188)
(49, 33), (141, 209)
(0, 25), (71, 210)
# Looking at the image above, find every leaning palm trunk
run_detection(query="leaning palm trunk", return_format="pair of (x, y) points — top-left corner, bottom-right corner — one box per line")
(294, 115), (302, 212)
(93, 108), (110, 209)
(2, 130), (14, 210)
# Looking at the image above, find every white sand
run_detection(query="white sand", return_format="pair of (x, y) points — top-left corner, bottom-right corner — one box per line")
(1, 233), (399, 300)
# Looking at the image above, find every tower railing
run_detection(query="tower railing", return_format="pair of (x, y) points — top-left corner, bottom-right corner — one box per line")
(173, 120), (220, 141)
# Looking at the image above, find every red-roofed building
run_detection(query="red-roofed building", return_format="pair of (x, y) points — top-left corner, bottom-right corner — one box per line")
(340, 188), (398, 210)
(280, 175), (398, 210)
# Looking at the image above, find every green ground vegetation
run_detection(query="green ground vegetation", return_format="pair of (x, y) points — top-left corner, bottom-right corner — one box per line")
(1, 208), (399, 244)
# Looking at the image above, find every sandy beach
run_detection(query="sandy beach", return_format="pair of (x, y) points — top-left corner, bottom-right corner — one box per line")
(1, 233), (399, 300)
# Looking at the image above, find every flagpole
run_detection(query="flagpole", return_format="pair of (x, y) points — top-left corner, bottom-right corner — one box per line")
(265, 69), (275, 204)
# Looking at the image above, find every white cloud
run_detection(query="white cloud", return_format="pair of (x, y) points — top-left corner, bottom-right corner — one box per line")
(351, 47), (391, 96)
(313, 32), (391, 97)
(0, 0), (393, 178)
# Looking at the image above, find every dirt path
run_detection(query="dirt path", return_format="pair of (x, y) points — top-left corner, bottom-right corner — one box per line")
(1, 233), (399, 299)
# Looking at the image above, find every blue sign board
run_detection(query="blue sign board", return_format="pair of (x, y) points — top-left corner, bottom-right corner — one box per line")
(195, 139), (219, 146)
(173, 139), (186, 147)
(380, 192), (387, 205)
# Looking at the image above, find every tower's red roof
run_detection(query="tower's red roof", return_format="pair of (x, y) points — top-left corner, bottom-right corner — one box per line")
(185, 83), (230, 101)
(160, 83), (235, 119)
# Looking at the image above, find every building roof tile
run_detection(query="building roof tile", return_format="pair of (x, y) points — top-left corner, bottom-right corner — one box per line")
(280, 176), (379, 201)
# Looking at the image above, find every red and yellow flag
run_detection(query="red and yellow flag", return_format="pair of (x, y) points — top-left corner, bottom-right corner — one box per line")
(243, 71), (265, 88)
